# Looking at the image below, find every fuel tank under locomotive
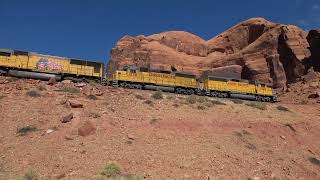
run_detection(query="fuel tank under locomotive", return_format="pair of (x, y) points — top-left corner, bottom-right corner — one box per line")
(8, 70), (61, 81)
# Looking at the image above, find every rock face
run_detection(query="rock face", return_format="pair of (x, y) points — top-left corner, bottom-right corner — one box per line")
(108, 18), (319, 89)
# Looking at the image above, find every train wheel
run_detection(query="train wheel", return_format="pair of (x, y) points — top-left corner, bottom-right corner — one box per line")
(211, 91), (217, 97)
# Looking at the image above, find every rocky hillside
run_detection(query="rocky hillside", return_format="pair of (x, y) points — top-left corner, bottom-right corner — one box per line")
(108, 18), (320, 89)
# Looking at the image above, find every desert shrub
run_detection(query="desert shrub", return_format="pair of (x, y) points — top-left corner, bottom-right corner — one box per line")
(210, 100), (226, 105)
(17, 126), (38, 136)
(151, 90), (163, 100)
(58, 86), (80, 94)
(87, 94), (98, 100)
(89, 112), (101, 118)
(0, 95), (5, 100)
(91, 174), (106, 180)
(26, 90), (41, 97)
(166, 95), (175, 100)
(150, 118), (159, 124)
(197, 105), (206, 110)
(245, 102), (267, 110)
(276, 105), (290, 112)
(22, 169), (38, 180)
(37, 84), (47, 91)
(204, 102), (213, 107)
(197, 96), (208, 103)
(172, 103), (180, 108)
(309, 157), (320, 166)
(134, 94), (145, 100)
(101, 162), (121, 177)
(186, 95), (197, 104)
(144, 100), (153, 106)
(231, 99), (244, 104)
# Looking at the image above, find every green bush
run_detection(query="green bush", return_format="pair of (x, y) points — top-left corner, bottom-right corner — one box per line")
(276, 105), (290, 112)
(22, 169), (38, 180)
(101, 162), (122, 177)
(151, 90), (163, 100)
(245, 102), (267, 110)
(17, 126), (38, 136)
(87, 94), (98, 100)
(210, 100), (226, 105)
(186, 95), (197, 104)
(26, 90), (41, 97)
(58, 86), (80, 94)
(197, 105), (206, 110)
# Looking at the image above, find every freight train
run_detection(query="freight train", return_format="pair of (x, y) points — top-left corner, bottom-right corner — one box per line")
(0, 49), (276, 102)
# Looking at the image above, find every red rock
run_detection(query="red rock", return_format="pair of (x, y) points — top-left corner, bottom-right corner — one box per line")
(107, 17), (317, 89)
(78, 121), (96, 137)
(61, 113), (73, 123)
(68, 100), (83, 108)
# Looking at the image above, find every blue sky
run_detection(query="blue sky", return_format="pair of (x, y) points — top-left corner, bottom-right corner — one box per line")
(0, 0), (319, 63)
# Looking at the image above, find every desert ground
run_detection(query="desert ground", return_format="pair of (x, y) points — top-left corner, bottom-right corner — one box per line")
(0, 77), (319, 180)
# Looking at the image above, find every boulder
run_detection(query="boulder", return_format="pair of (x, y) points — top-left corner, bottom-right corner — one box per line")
(61, 113), (74, 123)
(107, 17), (316, 89)
(78, 121), (96, 137)
(308, 92), (320, 99)
(47, 77), (57, 85)
(68, 100), (83, 108)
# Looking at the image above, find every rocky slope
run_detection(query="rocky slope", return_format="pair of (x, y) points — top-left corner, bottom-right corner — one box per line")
(108, 18), (319, 89)
(1, 76), (320, 179)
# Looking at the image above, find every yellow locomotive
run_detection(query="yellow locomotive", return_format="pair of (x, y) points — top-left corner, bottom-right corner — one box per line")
(110, 65), (276, 102)
(0, 49), (104, 81)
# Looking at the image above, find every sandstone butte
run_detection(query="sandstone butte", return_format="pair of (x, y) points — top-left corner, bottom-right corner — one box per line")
(107, 17), (320, 89)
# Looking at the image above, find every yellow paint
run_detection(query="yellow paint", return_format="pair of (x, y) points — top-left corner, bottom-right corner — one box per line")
(0, 50), (103, 79)
(112, 70), (197, 88)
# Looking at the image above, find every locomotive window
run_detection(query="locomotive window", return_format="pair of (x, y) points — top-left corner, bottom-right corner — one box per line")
(160, 70), (171, 74)
(13, 50), (28, 56)
(0, 52), (11, 56)
(175, 72), (196, 78)
(208, 76), (228, 82)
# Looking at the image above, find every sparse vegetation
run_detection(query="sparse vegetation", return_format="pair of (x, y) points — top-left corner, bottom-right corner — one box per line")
(87, 94), (98, 100)
(101, 162), (122, 177)
(134, 94), (146, 100)
(197, 96), (208, 103)
(57, 86), (80, 94)
(277, 105), (290, 112)
(150, 118), (159, 124)
(17, 126), (38, 136)
(22, 169), (38, 180)
(37, 84), (47, 91)
(89, 112), (101, 118)
(309, 157), (320, 166)
(91, 174), (105, 180)
(186, 95), (197, 104)
(151, 90), (163, 99)
(210, 100), (226, 105)
(172, 103), (180, 108)
(144, 100), (153, 106)
(197, 104), (206, 110)
(231, 99), (244, 104)
(166, 95), (175, 100)
(26, 90), (41, 97)
(0, 95), (5, 100)
(245, 102), (267, 110)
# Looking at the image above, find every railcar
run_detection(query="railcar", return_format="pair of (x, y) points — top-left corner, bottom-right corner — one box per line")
(0, 49), (104, 81)
(202, 75), (276, 102)
(110, 65), (277, 102)
(110, 65), (197, 94)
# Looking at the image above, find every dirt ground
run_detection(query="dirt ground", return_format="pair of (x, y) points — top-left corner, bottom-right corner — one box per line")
(0, 77), (319, 180)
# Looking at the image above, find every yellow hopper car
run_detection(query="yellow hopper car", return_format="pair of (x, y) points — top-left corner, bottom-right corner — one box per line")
(0, 49), (104, 81)
(110, 65), (197, 94)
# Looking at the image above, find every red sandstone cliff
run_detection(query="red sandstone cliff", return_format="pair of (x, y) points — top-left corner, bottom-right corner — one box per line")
(108, 17), (318, 88)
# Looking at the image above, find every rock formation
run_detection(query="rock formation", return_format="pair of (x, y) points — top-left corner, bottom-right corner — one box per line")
(108, 17), (319, 89)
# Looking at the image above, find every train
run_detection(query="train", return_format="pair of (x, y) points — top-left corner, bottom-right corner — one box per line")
(0, 49), (277, 102)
